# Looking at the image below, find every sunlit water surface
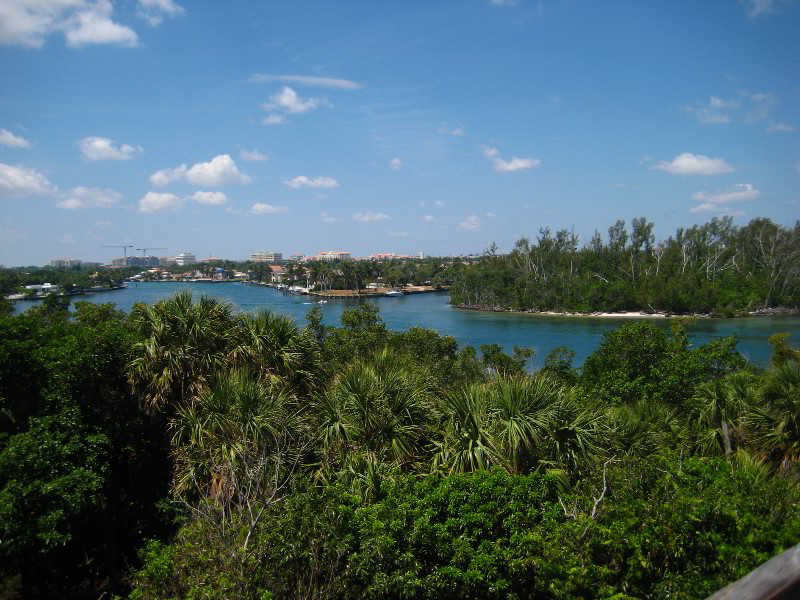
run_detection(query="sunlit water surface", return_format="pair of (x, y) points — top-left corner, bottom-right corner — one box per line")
(14, 282), (799, 367)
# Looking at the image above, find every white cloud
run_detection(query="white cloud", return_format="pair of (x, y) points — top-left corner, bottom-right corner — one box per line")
(250, 74), (362, 90)
(185, 155), (250, 186)
(767, 122), (796, 133)
(691, 202), (721, 213)
(685, 92), (784, 125)
(742, 0), (777, 18)
(389, 158), (403, 170)
(710, 96), (737, 109)
(0, 129), (31, 148)
(684, 96), (738, 124)
(0, 163), (52, 195)
(482, 146), (540, 172)
(285, 176), (339, 189)
(689, 203), (746, 217)
(251, 203), (288, 214)
(353, 212), (389, 222)
(262, 114), (287, 126)
(57, 199), (82, 210)
(150, 154), (250, 187)
(136, 0), (184, 27)
(422, 215), (435, 223)
(493, 156), (541, 172)
(66, 4), (138, 47)
(95, 220), (112, 227)
(191, 190), (227, 205)
(388, 231), (410, 237)
(263, 86), (329, 114)
(691, 183), (760, 205)
(139, 191), (183, 212)
(434, 200), (445, 207)
(490, 0), (518, 6)
(149, 166), (181, 186)
(654, 153), (735, 175)
(458, 215), (482, 231)
(0, 0), (139, 48)
(689, 183), (759, 215)
(320, 211), (341, 224)
(240, 148), (268, 161)
(438, 126), (465, 136)
(746, 92), (777, 122)
(57, 186), (121, 209)
(78, 136), (141, 160)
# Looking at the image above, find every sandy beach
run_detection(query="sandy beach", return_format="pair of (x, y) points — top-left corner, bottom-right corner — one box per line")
(536, 310), (671, 318)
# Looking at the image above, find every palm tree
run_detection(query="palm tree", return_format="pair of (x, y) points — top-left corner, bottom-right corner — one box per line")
(317, 348), (435, 474)
(607, 398), (686, 458)
(170, 371), (295, 514)
(690, 371), (756, 456)
(490, 374), (560, 474)
(432, 374), (603, 476)
(745, 360), (800, 466)
(540, 391), (604, 476)
(229, 309), (320, 395)
(431, 383), (499, 474)
(128, 292), (236, 412)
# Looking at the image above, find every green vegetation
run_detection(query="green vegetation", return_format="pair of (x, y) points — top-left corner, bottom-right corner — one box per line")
(450, 217), (800, 315)
(250, 256), (463, 291)
(1, 293), (798, 598)
(0, 264), (136, 299)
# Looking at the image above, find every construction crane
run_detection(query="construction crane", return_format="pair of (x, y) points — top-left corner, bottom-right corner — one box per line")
(102, 245), (133, 261)
(136, 247), (166, 256)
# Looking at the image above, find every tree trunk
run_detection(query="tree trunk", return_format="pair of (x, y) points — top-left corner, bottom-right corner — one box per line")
(722, 420), (732, 455)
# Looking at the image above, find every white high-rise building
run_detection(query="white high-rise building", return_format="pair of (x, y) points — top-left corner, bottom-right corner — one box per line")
(250, 251), (282, 263)
(174, 252), (197, 266)
(317, 251), (351, 261)
(51, 259), (82, 268)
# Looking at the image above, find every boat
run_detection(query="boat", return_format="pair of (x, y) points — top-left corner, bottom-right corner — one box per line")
(384, 289), (404, 297)
(317, 300), (327, 304)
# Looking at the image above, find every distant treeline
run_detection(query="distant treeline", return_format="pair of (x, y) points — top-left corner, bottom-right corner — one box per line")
(252, 256), (463, 291)
(0, 265), (136, 299)
(451, 217), (800, 315)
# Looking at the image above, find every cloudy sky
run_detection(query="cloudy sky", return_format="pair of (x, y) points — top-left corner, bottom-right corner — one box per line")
(1, 0), (798, 265)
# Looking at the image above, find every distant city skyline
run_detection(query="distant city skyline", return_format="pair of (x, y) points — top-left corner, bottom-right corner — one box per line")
(1, 1), (798, 267)
(46, 249), (437, 268)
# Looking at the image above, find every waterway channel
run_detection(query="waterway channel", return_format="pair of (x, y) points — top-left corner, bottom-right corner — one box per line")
(13, 282), (799, 367)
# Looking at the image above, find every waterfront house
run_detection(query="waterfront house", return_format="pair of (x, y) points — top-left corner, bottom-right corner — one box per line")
(270, 265), (287, 283)
(24, 283), (60, 296)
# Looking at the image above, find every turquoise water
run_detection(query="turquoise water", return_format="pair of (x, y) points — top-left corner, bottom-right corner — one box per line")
(13, 282), (799, 367)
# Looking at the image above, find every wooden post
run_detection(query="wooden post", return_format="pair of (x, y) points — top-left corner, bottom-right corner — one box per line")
(707, 544), (800, 600)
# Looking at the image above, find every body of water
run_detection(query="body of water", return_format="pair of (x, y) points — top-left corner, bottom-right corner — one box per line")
(13, 282), (799, 367)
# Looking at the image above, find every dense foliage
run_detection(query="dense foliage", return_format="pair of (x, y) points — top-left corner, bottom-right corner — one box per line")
(1, 293), (798, 599)
(249, 255), (464, 292)
(131, 461), (800, 600)
(0, 265), (136, 296)
(450, 217), (800, 315)
(0, 302), (171, 598)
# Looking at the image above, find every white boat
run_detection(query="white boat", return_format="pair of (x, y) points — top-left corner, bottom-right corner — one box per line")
(384, 289), (404, 297)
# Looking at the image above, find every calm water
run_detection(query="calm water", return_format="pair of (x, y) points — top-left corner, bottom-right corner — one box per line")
(14, 282), (799, 367)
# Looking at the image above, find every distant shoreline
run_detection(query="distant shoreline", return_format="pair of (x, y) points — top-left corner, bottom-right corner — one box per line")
(452, 304), (800, 319)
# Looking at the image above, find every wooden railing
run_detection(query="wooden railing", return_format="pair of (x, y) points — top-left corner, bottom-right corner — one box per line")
(707, 543), (800, 600)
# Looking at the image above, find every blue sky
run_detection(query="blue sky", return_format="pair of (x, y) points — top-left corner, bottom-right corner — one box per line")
(1, 0), (798, 266)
